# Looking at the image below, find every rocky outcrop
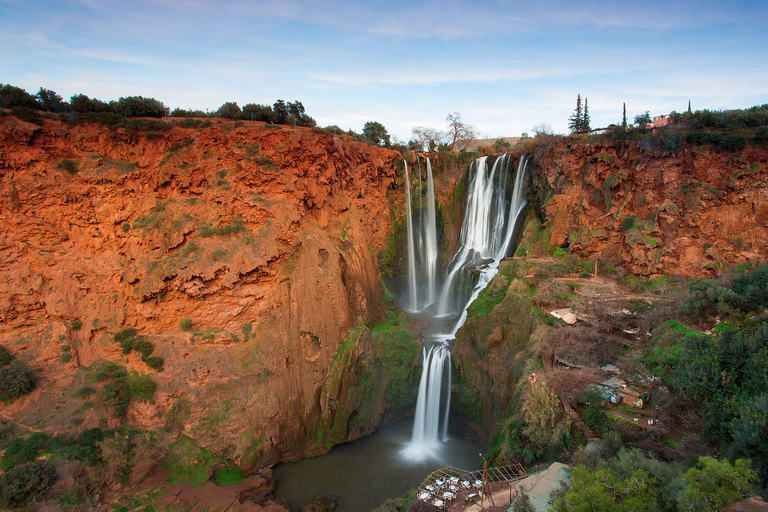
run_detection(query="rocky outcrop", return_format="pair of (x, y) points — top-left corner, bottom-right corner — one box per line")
(529, 139), (768, 277)
(0, 114), (406, 467)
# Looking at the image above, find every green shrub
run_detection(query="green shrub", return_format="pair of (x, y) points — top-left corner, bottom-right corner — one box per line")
(114, 327), (137, 343)
(582, 405), (608, 431)
(197, 218), (248, 237)
(179, 317), (193, 331)
(0, 460), (57, 508)
(9, 106), (42, 125)
(0, 360), (36, 400)
(241, 323), (252, 340)
(731, 263), (768, 311)
(73, 386), (95, 398)
(0, 346), (11, 367)
(81, 111), (125, 126)
(59, 352), (72, 363)
(102, 379), (131, 418)
(121, 223), (130, 232)
(168, 137), (194, 152)
(142, 356), (164, 371)
(620, 216), (636, 232)
(132, 339), (154, 358)
(58, 159), (79, 175)
(128, 375), (157, 402)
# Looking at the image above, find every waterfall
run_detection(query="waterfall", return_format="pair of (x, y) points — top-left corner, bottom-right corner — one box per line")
(405, 155), (527, 460)
(404, 161), (418, 311)
(425, 158), (438, 305)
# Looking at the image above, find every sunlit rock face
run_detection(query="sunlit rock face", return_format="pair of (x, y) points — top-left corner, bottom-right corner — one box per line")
(531, 141), (768, 277)
(0, 115), (410, 467)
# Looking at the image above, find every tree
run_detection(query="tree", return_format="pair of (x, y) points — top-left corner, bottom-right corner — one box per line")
(113, 96), (167, 118)
(568, 94), (583, 133)
(446, 112), (477, 151)
(362, 121), (391, 147)
(0, 360), (36, 400)
(216, 101), (242, 119)
(533, 123), (553, 136)
(681, 457), (756, 511)
(552, 466), (656, 512)
(622, 103), (627, 128)
(582, 98), (591, 132)
(0, 460), (57, 508)
(69, 93), (110, 113)
(272, 99), (289, 124)
(634, 111), (651, 129)
(0, 84), (39, 110)
(410, 126), (446, 152)
(730, 395), (768, 484)
(242, 103), (273, 122)
(35, 88), (64, 112)
(493, 138), (513, 152)
(286, 100), (316, 127)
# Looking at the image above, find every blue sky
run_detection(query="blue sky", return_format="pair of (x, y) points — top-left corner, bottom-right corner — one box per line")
(2, 0), (767, 141)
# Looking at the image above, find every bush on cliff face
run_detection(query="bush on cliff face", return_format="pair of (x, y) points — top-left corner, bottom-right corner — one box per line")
(0, 460), (57, 508)
(0, 359), (36, 401)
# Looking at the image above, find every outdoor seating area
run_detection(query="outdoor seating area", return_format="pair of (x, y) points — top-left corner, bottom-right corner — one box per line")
(414, 464), (528, 510)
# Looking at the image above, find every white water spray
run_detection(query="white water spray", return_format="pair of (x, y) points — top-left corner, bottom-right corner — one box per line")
(425, 158), (438, 305)
(404, 161), (418, 311)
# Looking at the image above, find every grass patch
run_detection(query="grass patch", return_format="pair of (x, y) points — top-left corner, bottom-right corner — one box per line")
(213, 466), (244, 487)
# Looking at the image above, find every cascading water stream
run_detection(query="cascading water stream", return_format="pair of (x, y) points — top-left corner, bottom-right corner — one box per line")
(425, 158), (438, 305)
(404, 161), (418, 311)
(404, 155), (527, 461)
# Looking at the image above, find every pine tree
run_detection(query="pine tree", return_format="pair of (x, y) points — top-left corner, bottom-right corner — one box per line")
(688, 100), (692, 114)
(622, 103), (627, 128)
(582, 98), (591, 132)
(568, 94), (582, 133)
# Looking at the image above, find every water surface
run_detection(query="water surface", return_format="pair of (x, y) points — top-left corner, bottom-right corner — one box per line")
(273, 419), (483, 511)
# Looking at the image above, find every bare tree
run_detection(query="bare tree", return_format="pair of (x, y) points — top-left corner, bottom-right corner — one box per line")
(446, 112), (477, 151)
(410, 126), (447, 152)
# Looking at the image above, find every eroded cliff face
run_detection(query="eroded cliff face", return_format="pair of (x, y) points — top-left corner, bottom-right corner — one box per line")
(0, 115), (411, 468)
(531, 140), (768, 277)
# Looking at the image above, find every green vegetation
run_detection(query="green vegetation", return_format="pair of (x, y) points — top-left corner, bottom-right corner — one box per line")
(0, 347), (35, 401)
(0, 461), (57, 508)
(164, 435), (218, 487)
(0, 426), (163, 508)
(197, 217), (247, 237)
(213, 466), (244, 487)
(179, 317), (193, 331)
(113, 328), (164, 371)
(89, 362), (158, 417)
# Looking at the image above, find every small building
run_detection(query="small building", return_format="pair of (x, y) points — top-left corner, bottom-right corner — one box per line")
(652, 114), (670, 128)
(620, 384), (650, 408)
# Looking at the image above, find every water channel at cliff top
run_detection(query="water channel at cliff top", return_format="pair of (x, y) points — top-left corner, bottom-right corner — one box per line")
(272, 418), (483, 511)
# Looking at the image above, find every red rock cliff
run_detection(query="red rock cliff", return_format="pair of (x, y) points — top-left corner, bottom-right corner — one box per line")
(530, 139), (768, 276)
(0, 115), (405, 467)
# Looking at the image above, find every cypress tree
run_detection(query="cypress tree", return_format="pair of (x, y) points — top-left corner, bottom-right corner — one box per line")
(622, 103), (627, 128)
(582, 98), (591, 132)
(568, 94), (582, 133)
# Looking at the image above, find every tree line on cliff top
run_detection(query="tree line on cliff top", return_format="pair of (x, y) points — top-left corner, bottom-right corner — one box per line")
(0, 82), (401, 147)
